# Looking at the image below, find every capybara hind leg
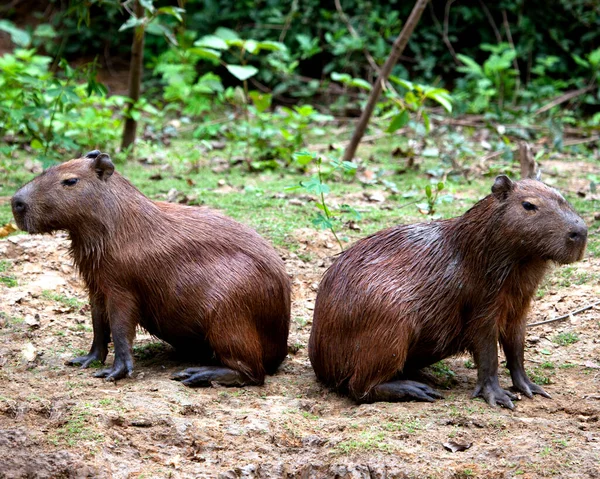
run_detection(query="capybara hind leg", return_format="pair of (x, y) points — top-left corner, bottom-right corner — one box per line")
(172, 366), (253, 387)
(363, 380), (444, 403)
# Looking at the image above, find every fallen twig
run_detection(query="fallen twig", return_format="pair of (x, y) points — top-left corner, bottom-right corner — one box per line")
(535, 85), (596, 115)
(527, 300), (600, 328)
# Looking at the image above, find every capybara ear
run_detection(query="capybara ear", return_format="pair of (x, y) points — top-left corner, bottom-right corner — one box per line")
(491, 175), (514, 200)
(92, 153), (114, 181)
(84, 150), (101, 159)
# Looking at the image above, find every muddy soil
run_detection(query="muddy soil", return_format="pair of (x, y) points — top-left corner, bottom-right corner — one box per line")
(1, 226), (599, 478)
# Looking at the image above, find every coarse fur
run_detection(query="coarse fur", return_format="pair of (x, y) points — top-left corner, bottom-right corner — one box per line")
(12, 151), (291, 386)
(308, 176), (587, 408)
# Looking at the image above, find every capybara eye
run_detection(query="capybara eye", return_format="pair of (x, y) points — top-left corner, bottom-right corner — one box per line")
(522, 201), (537, 211)
(61, 178), (79, 187)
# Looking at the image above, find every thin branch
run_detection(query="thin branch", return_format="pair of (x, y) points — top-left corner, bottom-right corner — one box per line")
(501, 9), (521, 104)
(278, 0), (298, 43)
(477, 0), (502, 43)
(535, 84), (596, 115)
(442, 0), (459, 64)
(528, 301), (600, 328)
(334, 0), (381, 75)
(343, 0), (430, 162)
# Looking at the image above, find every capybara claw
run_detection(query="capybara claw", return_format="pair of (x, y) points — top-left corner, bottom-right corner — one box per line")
(65, 353), (103, 369)
(473, 382), (516, 410)
(512, 380), (551, 399)
(94, 364), (132, 381)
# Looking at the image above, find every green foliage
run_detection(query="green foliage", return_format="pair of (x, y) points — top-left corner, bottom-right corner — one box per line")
(331, 73), (453, 135)
(553, 332), (580, 346)
(287, 151), (360, 251)
(0, 27), (126, 164)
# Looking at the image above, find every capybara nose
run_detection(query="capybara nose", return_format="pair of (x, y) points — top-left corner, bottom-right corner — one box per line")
(12, 196), (27, 215)
(568, 226), (588, 243)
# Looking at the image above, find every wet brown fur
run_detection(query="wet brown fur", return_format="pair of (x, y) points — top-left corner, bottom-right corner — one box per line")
(309, 178), (587, 402)
(12, 155), (291, 384)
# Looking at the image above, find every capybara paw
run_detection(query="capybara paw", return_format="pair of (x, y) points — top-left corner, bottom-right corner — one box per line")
(65, 352), (105, 369)
(369, 379), (444, 402)
(473, 382), (517, 409)
(511, 379), (551, 399)
(171, 366), (251, 388)
(94, 362), (132, 382)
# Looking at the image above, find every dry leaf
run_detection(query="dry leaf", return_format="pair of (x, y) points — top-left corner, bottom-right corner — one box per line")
(443, 440), (472, 452)
(0, 223), (17, 238)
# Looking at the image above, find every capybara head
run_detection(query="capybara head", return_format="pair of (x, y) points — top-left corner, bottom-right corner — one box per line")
(12, 150), (115, 235)
(489, 175), (587, 264)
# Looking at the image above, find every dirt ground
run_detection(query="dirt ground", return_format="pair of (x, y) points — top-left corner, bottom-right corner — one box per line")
(1, 222), (599, 478)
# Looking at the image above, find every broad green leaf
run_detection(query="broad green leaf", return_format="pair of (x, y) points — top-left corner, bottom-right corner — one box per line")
(312, 213), (333, 230)
(195, 35), (228, 50)
(256, 41), (286, 52)
(140, 0), (155, 13)
(249, 91), (272, 113)
(429, 92), (453, 112)
(293, 151), (316, 166)
(0, 20), (31, 47)
(30, 139), (43, 150)
(572, 54), (590, 69)
(456, 54), (483, 76)
(244, 40), (258, 54)
(157, 6), (185, 22)
(588, 47), (600, 67)
(188, 47), (222, 61)
(119, 16), (144, 32)
(226, 64), (258, 81)
(33, 24), (56, 39)
(215, 27), (240, 41)
(386, 110), (409, 133)
(389, 75), (414, 90)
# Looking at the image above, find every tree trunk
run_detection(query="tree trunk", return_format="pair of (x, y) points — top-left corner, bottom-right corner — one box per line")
(518, 141), (536, 179)
(121, 0), (145, 152)
(343, 0), (430, 162)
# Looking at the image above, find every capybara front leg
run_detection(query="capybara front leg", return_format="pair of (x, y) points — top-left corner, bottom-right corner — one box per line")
(472, 329), (517, 409)
(171, 366), (253, 387)
(66, 292), (110, 368)
(501, 320), (551, 399)
(94, 294), (136, 381)
(364, 380), (444, 403)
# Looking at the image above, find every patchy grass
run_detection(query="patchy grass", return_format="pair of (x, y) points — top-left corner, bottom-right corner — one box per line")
(553, 332), (580, 346)
(336, 431), (395, 454)
(41, 290), (85, 309)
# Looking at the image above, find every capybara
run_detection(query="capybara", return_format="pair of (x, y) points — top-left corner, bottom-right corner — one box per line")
(309, 175), (587, 409)
(12, 151), (291, 386)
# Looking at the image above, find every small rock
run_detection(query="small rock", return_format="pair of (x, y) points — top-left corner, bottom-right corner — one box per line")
(24, 315), (40, 329)
(21, 343), (37, 362)
(130, 418), (153, 428)
(289, 199), (304, 206)
(364, 191), (386, 203)
(217, 179), (227, 187)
